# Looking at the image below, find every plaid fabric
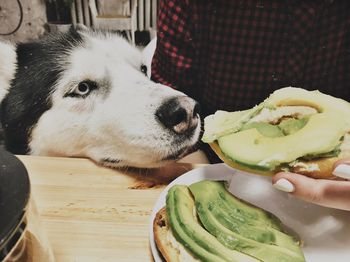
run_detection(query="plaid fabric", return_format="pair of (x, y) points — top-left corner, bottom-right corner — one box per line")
(151, 0), (350, 117)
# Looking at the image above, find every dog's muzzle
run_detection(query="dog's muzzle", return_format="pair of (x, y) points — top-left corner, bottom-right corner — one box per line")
(156, 96), (200, 135)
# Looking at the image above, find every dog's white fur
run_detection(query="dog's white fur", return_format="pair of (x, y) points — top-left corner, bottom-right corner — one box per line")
(0, 42), (17, 102)
(0, 31), (200, 168)
(142, 37), (157, 78)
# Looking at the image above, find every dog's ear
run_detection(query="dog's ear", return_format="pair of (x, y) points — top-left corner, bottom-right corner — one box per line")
(0, 41), (17, 103)
(70, 23), (89, 34)
(142, 37), (157, 78)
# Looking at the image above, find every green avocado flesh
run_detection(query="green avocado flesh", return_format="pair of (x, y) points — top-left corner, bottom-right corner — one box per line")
(278, 118), (308, 136)
(239, 117), (308, 138)
(166, 185), (258, 262)
(240, 122), (285, 137)
(166, 181), (305, 262)
(218, 112), (345, 170)
(202, 87), (350, 171)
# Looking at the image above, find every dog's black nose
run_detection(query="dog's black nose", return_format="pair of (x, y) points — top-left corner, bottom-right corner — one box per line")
(156, 97), (200, 134)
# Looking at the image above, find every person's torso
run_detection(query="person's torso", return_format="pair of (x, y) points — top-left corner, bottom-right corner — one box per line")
(191, 0), (350, 115)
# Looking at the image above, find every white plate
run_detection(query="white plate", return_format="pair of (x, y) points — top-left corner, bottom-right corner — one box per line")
(149, 164), (350, 262)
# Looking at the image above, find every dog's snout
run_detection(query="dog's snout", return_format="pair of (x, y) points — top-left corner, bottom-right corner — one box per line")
(156, 97), (200, 134)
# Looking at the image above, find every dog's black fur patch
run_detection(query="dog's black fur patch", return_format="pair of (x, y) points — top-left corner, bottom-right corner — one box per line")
(0, 28), (84, 154)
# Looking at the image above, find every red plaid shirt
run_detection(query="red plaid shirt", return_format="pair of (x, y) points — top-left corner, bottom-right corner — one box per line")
(151, 0), (350, 117)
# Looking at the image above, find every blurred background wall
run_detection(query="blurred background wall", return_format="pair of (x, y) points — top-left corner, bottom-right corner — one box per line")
(0, 0), (157, 44)
(0, 0), (47, 42)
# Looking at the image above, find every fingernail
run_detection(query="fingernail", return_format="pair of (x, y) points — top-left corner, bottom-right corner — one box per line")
(333, 164), (350, 179)
(273, 178), (295, 193)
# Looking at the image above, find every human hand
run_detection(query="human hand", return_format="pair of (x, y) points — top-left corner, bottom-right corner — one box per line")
(272, 160), (350, 211)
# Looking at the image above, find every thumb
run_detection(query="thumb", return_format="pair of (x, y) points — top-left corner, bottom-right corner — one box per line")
(272, 172), (350, 211)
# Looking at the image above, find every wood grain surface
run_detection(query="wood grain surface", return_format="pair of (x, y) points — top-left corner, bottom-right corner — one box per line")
(17, 155), (199, 262)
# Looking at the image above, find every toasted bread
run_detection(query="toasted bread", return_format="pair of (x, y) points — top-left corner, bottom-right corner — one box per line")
(153, 207), (198, 262)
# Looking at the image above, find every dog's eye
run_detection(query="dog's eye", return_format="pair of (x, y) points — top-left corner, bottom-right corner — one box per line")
(67, 80), (98, 98)
(76, 82), (90, 95)
(140, 64), (147, 76)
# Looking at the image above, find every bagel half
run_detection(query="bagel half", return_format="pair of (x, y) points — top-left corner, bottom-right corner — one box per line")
(203, 87), (350, 179)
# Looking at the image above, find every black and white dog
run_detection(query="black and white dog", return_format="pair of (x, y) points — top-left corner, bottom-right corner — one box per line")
(0, 27), (200, 168)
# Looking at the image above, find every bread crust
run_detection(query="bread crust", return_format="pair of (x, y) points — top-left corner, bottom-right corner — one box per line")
(153, 207), (199, 262)
(153, 207), (177, 262)
(289, 157), (338, 179)
(210, 142), (343, 179)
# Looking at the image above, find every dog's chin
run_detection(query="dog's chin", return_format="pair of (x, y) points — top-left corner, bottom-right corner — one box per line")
(98, 142), (199, 169)
(162, 143), (198, 161)
(99, 158), (168, 170)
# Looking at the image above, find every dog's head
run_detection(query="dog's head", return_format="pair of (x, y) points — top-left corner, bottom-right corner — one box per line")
(0, 28), (200, 168)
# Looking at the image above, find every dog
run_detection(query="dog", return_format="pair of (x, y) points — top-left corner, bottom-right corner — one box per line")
(0, 27), (201, 168)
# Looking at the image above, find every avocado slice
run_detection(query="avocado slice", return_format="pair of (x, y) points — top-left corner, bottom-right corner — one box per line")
(189, 181), (305, 262)
(218, 112), (346, 170)
(240, 122), (284, 137)
(202, 106), (264, 143)
(278, 118), (308, 136)
(202, 87), (350, 172)
(266, 87), (350, 115)
(190, 180), (283, 230)
(166, 185), (258, 262)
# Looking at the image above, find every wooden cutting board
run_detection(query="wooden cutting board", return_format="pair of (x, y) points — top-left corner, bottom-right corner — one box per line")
(17, 155), (200, 262)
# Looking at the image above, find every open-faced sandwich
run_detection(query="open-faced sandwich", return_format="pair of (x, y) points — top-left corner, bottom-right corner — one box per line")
(202, 87), (350, 178)
(154, 180), (305, 262)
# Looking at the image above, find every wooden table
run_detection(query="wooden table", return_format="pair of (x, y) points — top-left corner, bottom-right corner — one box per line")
(18, 155), (200, 262)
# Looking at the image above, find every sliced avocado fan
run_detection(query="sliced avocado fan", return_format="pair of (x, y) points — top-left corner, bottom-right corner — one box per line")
(166, 185), (258, 262)
(189, 181), (305, 262)
(165, 181), (305, 262)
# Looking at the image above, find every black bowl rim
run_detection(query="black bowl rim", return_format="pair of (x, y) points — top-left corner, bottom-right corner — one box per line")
(0, 147), (30, 250)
